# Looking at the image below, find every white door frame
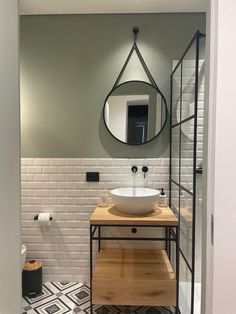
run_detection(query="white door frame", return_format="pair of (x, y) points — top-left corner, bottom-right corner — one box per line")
(203, 1), (236, 314)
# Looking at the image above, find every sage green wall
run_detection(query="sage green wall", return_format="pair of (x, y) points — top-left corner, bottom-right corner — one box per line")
(20, 13), (206, 158)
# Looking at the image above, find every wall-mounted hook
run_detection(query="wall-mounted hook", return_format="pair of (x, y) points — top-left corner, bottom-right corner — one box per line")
(133, 26), (139, 43)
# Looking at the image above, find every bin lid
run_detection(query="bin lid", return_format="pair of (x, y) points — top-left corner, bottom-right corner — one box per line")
(23, 260), (42, 271)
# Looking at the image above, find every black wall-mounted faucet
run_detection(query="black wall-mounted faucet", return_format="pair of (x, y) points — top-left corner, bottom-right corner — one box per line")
(131, 165), (138, 174)
(142, 166), (149, 178)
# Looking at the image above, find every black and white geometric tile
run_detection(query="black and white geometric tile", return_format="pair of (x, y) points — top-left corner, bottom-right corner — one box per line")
(22, 282), (173, 314)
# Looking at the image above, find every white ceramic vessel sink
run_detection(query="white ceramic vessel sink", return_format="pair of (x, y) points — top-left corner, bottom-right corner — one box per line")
(111, 187), (160, 215)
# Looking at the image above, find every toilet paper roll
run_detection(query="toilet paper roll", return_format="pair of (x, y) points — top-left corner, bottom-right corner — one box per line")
(38, 213), (53, 228)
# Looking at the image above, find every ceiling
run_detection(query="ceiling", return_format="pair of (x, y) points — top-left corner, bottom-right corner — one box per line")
(19, 0), (207, 15)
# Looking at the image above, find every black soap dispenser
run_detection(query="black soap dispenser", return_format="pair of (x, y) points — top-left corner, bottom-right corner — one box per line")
(158, 188), (168, 207)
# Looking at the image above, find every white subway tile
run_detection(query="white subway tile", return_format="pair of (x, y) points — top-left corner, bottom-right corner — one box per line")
(199, 93), (205, 101)
(100, 174), (113, 182)
(67, 205), (91, 213)
(21, 197), (27, 205)
(161, 174), (169, 182)
(43, 197), (59, 205)
(27, 251), (51, 259)
(43, 166), (58, 174)
(22, 174), (35, 181)
(73, 229), (89, 236)
(50, 174), (66, 181)
(50, 158), (66, 166)
(97, 158), (114, 166)
(21, 205), (35, 212)
(80, 190), (101, 197)
(27, 197), (43, 205)
(51, 190), (65, 197)
(74, 197), (98, 205)
(75, 166), (105, 173)
(113, 174), (132, 182)
(58, 182), (75, 189)
(148, 174), (162, 182)
(114, 159), (128, 166)
(54, 213), (75, 221)
(160, 167), (169, 174)
(34, 174), (50, 181)
(81, 159), (98, 166)
(43, 182), (59, 189)
(120, 166), (133, 174)
(58, 198), (74, 205)
(21, 158), (35, 166)
(66, 190), (82, 197)
(66, 174), (83, 181)
(26, 182), (42, 190)
(50, 205), (67, 213)
(21, 166), (27, 174)
(151, 159), (162, 166)
(35, 159), (50, 166)
(66, 159), (82, 166)
(21, 190), (35, 197)
(21, 220), (36, 228)
(21, 182), (28, 189)
(58, 166), (75, 174)
(35, 190), (51, 197)
(128, 159), (145, 166)
(27, 166), (42, 174)
(86, 182), (107, 189)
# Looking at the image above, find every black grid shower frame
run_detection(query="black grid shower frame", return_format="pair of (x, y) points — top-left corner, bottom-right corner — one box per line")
(169, 31), (205, 314)
(89, 224), (179, 314)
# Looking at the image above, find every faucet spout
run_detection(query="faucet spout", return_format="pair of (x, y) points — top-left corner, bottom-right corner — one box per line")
(142, 166), (149, 178)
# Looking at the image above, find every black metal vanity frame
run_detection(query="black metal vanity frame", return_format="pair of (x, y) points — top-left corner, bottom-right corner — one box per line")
(89, 224), (180, 314)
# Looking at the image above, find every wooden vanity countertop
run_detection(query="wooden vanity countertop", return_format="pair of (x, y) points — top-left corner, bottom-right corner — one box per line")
(90, 204), (178, 226)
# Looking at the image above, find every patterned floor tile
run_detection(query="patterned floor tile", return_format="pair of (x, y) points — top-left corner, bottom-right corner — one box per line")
(22, 283), (173, 314)
(137, 307), (172, 314)
(34, 298), (70, 314)
(51, 282), (81, 292)
(93, 305), (120, 314)
(114, 306), (142, 314)
(25, 309), (38, 314)
(66, 285), (90, 306)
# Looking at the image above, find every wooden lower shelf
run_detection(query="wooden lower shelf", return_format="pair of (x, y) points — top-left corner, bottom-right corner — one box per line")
(92, 249), (176, 306)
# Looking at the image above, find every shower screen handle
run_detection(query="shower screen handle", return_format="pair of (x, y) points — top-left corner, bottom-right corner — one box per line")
(195, 167), (203, 175)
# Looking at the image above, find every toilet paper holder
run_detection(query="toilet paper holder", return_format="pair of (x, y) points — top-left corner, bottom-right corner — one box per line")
(34, 215), (53, 221)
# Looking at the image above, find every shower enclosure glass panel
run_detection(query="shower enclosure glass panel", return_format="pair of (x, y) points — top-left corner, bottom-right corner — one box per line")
(171, 65), (182, 126)
(171, 126), (180, 184)
(179, 254), (192, 314)
(170, 31), (205, 314)
(181, 119), (195, 192)
(180, 189), (193, 268)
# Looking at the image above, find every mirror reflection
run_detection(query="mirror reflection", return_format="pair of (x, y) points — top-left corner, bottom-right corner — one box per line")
(103, 81), (167, 145)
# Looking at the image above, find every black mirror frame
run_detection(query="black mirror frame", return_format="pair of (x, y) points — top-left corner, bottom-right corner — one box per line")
(103, 80), (168, 146)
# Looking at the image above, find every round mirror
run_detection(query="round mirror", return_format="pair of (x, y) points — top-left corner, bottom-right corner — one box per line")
(103, 80), (167, 145)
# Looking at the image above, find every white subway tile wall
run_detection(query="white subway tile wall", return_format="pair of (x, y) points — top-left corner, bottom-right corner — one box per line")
(21, 158), (169, 282)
